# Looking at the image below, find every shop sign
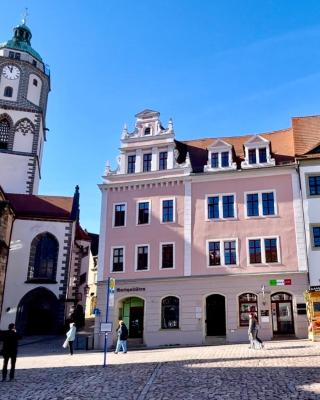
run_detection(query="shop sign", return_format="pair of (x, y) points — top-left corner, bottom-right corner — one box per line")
(269, 279), (292, 286)
(116, 287), (146, 292)
(310, 286), (320, 292)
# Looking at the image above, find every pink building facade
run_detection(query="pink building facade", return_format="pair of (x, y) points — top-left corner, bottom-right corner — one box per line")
(97, 110), (311, 347)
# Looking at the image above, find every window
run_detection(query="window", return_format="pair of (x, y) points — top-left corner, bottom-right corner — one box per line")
(14, 52), (20, 60)
(245, 191), (276, 218)
(113, 203), (126, 227)
(222, 195), (234, 218)
(247, 193), (259, 217)
(249, 239), (262, 263)
(161, 296), (179, 329)
(309, 176), (320, 196)
(207, 239), (237, 266)
(265, 238), (278, 263)
(206, 194), (236, 220)
(262, 192), (275, 215)
(208, 196), (219, 219)
(161, 243), (174, 269)
(221, 151), (229, 167)
(127, 155), (136, 174)
(159, 151), (167, 170)
(211, 152), (219, 168)
(27, 232), (59, 281)
(144, 127), (151, 135)
(259, 148), (267, 163)
(239, 293), (258, 327)
(248, 149), (256, 164)
(32, 60), (37, 67)
(0, 119), (10, 149)
(112, 247), (124, 272)
(4, 86), (13, 97)
(79, 272), (87, 285)
(162, 199), (174, 222)
(137, 201), (150, 225)
(312, 226), (320, 248)
(208, 241), (220, 266)
(9, 51), (14, 59)
(224, 240), (237, 265)
(33, 78), (38, 86)
(136, 245), (149, 270)
(143, 153), (152, 172)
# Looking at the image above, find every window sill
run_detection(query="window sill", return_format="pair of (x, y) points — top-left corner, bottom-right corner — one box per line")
(206, 218), (238, 222)
(245, 215), (278, 219)
(25, 279), (57, 284)
(159, 328), (180, 331)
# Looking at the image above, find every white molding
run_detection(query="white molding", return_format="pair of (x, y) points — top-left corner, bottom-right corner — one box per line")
(184, 180), (192, 276)
(135, 244), (150, 271)
(112, 202), (127, 228)
(110, 246), (125, 273)
(159, 242), (176, 270)
(136, 199), (151, 226)
(160, 197), (176, 223)
(97, 189), (108, 282)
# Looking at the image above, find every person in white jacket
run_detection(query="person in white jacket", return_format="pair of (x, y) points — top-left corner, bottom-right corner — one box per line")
(66, 322), (76, 355)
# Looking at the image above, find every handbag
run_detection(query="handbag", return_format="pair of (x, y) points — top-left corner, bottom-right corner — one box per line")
(62, 339), (68, 349)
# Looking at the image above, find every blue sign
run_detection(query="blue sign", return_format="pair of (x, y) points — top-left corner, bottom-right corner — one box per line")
(93, 308), (101, 317)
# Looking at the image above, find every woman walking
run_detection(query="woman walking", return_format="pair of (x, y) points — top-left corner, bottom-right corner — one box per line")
(65, 322), (76, 355)
(114, 320), (128, 354)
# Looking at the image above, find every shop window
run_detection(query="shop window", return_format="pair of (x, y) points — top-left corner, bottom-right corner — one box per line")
(161, 296), (179, 329)
(239, 293), (258, 327)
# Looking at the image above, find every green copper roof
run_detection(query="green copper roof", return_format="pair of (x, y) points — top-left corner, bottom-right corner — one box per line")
(0, 23), (43, 62)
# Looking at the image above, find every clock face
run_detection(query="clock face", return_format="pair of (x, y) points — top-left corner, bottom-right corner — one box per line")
(2, 65), (20, 80)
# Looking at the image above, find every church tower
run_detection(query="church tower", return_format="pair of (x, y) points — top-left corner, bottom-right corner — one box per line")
(0, 18), (50, 194)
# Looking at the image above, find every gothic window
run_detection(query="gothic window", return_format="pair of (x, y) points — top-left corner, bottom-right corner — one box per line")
(27, 233), (59, 282)
(4, 86), (13, 97)
(0, 119), (10, 149)
(15, 119), (34, 135)
(161, 296), (179, 329)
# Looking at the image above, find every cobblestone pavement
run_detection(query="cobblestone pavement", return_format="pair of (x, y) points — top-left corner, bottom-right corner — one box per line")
(0, 338), (320, 399)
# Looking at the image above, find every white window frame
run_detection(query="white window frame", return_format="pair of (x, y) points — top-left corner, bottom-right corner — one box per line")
(112, 202), (127, 228)
(205, 193), (237, 221)
(142, 151), (152, 172)
(244, 190), (277, 218)
(204, 139), (237, 172)
(135, 244), (150, 271)
(241, 136), (275, 169)
(159, 242), (176, 270)
(126, 152), (137, 174)
(206, 238), (239, 267)
(136, 199), (151, 226)
(247, 236), (281, 265)
(110, 246), (125, 273)
(160, 197), (176, 223)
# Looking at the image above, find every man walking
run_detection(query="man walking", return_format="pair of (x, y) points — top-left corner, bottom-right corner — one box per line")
(114, 320), (128, 354)
(1, 323), (20, 382)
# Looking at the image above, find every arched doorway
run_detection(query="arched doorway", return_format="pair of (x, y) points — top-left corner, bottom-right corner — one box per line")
(118, 297), (144, 340)
(16, 288), (59, 335)
(271, 292), (295, 335)
(206, 294), (226, 336)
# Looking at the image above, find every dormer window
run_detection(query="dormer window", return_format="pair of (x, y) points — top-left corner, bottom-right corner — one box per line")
(144, 127), (151, 136)
(242, 135), (275, 169)
(4, 86), (13, 98)
(205, 139), (237, 172)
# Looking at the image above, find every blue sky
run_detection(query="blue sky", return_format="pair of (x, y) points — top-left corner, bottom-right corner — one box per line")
(1, 1), (320, 233)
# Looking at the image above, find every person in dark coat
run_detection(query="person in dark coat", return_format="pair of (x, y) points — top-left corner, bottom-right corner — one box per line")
(114, 320), (128, 354)
(1, 323), (20, 381)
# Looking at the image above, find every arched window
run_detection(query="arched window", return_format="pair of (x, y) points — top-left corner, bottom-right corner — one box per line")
(0, 119), (10, 149)
(4, 86), (13, 98)
(27, 233), (59, 282)
(144, 127), (151, 135)
(161, 296), (179, 329)
(239, 293), (258, 327)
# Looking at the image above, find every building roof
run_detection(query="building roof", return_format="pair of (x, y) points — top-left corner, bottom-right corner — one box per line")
(76, 224), (91, 241)
(175, 115), (320, 172)
(5, 193), (74, 220)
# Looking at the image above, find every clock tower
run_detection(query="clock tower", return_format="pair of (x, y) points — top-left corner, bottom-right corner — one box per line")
(0, 19), (50, 194)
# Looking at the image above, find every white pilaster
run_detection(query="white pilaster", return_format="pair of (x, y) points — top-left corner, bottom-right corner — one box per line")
(135, 149), (142, 173)
(184, 179), (192, 276)
(167, 145), (174, 169)
(151, 147), (158, 171)
(97, 188), (108, 282)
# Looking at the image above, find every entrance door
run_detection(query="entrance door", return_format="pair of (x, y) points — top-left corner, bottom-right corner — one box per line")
(129, 307), (144, 338)
(206, 294), (226, 336)
(271, 292), (294, 335)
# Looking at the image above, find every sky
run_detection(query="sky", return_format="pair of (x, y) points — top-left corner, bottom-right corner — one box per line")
(1, 1), (320, 234)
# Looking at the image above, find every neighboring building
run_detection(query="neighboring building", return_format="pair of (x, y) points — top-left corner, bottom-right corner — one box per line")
(97, 110), (320, 348)
(0, 20), (90, 334)
(84, 232), (99, 319)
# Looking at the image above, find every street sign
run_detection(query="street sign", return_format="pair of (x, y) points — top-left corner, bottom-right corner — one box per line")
(93, 308), (101, 317)
(100, 322), (113, 333)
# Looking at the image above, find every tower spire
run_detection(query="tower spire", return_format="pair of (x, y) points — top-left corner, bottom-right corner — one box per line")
(21, 8), (29, 25)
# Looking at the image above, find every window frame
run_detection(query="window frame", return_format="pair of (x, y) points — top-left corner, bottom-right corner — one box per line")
(143, 152), (152, 172)
(4, 86), (13, 98)
(136, 199), (151, 226)
(306, 174), (320, 198)
(110, 246), (125, 273)
(159, 242), (175, 270)
(246, 236), (281, 265)
(160, 197), (175, 223)
(112, 202), (127, 228)
(206, 238), (239, 267)
(127, 154), (136, 174)
(159, 151), (168, 170)
(135, 244), (150, 271)
(244, 190), (277, 219)
(311, 224), (320, 251)
(205, 193), (237, 221)
(161, 295), (180, 329)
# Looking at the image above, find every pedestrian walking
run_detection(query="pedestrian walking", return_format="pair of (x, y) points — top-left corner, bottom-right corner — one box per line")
(114, 320), (128, 354)
(248, 313), (260, 349)
(254, 314), (264, 349)
(64, 322), (76, 355)
(1, 323), (20, 382)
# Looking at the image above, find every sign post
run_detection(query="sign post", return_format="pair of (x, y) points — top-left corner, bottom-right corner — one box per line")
(102, 277), (115, 367)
